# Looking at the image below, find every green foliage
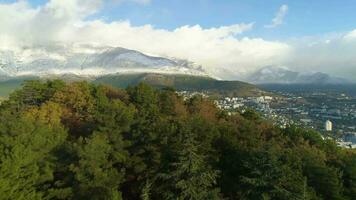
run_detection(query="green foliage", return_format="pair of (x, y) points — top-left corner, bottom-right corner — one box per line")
(93, 73), (263, 97)
(0, 102), (67, 199)
(0, 80), (354, 200)
(239, 148), (305, 200)
(157, 123), (220, 200)
(70, 134), (123, 200)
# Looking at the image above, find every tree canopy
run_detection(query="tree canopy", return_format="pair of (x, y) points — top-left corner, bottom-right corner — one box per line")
(0, 80), (354, 200)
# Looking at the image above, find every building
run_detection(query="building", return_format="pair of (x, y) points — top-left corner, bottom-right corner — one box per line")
(263, 96), (273, 101)
(300, 119), (312, 124)
(325, 120), (333, 131)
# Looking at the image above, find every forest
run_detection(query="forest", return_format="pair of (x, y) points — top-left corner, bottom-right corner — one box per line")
(0, 80), (354, 200)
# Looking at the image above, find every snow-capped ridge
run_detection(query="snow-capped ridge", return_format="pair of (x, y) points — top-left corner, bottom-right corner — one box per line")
(0, 45), (208, 78)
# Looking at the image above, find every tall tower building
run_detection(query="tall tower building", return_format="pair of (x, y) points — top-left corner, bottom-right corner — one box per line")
(325, 120), (333, 132)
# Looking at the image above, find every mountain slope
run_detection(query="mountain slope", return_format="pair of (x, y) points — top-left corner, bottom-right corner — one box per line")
(0, 45), (265, 97)
(94, 73), (266, 97)
(0, 76), (38, 97)
(0, 45), (206, 77)
(0, 73), (266, 98)
(247, 66), (350, 84)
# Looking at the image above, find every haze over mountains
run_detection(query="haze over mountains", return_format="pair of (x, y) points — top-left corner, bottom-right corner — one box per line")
(0, 44), (352, 86)
(0, 45), (268, 97)
(246, 66), (352, 84)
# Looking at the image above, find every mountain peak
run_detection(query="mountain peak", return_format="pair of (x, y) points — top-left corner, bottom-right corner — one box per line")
(0, 45), (207, 78)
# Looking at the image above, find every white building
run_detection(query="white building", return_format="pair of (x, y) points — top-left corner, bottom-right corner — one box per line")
(263, 96), (273, 101)
(325, 120), (333, 131)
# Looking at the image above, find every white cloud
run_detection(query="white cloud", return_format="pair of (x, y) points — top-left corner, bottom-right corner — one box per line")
(57, 20), (290, 79)
(1, 1), (355, 80)
(343, 29), (356, 40)
(0, 0), (291, 79)
(284, 33), (356, 80)
(129, 0), (151, 5)
(0, 0), (104, 48)
(113, 0), (151, 5)
(265, 4), (288, 28)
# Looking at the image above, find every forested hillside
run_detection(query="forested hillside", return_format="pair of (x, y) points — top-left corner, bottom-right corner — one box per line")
(93, 73), (264, 97)
(0, 73), (264, 98)
(0, 80), (354, 200)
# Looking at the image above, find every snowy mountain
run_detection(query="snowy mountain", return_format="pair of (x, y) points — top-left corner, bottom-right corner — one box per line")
(0, 44), (207, 78)
(247, 66), (351, 84)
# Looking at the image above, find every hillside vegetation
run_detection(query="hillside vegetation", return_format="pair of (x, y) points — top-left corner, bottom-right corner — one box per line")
(94, 73), (265, 97)
(0, 73), (265, 98)
(0, 80), (355, 200)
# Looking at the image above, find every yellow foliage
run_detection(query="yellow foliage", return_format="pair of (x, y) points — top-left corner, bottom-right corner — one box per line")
(25, 102), (63, 128)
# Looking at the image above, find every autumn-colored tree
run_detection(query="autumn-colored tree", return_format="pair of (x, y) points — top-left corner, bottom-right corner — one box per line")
(0, 81), (354, 200)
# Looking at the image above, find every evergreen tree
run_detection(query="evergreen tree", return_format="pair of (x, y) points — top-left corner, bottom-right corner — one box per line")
(0, 81), (353, 200)
(158, 131), (220, 200)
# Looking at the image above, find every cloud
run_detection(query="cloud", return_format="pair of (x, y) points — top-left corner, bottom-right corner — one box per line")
(113, 0), (151, 5)
(0, 0), (291, 79)
(1, 1), (355, 80)
(265, 4), (288, 28)
(278, 32), (356, 80)
(129, 0), (151, 5)
(54, 20), (290, 79)
(343, 29), (356, 40)
(0, 0), (104, 47)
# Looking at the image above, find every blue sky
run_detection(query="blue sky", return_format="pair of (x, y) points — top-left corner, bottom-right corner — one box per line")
(3, 0), (356, 39)
(108, 0), (355, 39)
(1, 0), (356, 80)
(26, 0), (356, 38)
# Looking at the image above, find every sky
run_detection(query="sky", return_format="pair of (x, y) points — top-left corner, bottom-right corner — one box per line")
(1, 0), (356, 80)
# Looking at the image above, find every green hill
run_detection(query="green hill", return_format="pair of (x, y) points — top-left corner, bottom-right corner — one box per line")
(0, 76), (38, 98)
(93, 73), (266, 97)
(0, 73), (266, 98)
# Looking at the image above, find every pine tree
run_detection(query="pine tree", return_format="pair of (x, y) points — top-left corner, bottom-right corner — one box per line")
(159, 132), (220, 200)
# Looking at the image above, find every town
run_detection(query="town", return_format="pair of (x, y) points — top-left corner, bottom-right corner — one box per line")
(178, 90), (356, 149)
